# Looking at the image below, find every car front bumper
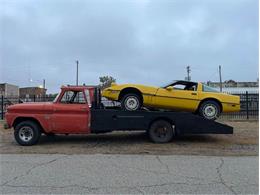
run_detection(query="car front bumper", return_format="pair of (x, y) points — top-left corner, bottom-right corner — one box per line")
(222, 103), (240, 113)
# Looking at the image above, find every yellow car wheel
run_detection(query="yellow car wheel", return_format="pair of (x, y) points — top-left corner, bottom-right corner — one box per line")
(121, 93), (142, 111)
(199, 100), (220, 120)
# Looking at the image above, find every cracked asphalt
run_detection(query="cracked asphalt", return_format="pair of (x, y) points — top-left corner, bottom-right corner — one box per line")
(0, 121), (258, 194)
(0, 154), (258, 194)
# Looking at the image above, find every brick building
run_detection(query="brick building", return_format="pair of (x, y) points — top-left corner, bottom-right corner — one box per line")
(19, 87), (47, 99)
(0, 83), (19, 97)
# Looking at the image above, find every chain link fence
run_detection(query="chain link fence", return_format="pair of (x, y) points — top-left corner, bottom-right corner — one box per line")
(1, 91), (258, 120)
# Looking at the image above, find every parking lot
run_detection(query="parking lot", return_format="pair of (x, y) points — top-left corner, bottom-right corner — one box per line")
(0, 121), (258, 156)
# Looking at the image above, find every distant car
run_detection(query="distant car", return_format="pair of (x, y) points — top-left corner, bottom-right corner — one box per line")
(102, 80), (240, 120)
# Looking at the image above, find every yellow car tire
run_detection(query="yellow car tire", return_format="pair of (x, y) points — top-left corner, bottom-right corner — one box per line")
(199, 100), (221, 120)
(121, 93), (142, 111)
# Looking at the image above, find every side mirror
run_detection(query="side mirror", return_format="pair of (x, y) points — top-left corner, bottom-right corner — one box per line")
(166, 86), (173, 91)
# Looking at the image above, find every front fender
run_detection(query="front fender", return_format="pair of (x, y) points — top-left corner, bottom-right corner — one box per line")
(9, 114), (51, 132)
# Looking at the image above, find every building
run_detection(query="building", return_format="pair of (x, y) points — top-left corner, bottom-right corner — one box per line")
(205, 80), (259, 94)
(19, 87), (47, 99)
(207, 80), (259, 88)
(0, 83), (19, 97)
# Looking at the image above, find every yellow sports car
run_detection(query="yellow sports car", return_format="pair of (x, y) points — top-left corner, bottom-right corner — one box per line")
(102, 80), (240, 120)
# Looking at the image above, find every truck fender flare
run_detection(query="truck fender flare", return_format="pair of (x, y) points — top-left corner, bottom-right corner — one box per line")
(13, 117), (45, 133)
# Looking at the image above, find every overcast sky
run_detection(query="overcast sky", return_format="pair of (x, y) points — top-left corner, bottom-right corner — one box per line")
(0, 0), (258, 93)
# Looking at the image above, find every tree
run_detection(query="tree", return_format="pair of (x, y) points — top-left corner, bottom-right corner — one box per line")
(99, 76), (116, 89)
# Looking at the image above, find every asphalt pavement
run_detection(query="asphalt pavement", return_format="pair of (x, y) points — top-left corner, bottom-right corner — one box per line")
(0, 154), (258, 194)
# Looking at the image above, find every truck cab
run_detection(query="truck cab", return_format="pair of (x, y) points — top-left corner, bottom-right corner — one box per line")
(49, 86), (92, 134)
(5, 86), (94, 145)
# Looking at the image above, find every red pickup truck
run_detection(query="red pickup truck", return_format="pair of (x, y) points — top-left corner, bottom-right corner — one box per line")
(5, 85), (233, 146)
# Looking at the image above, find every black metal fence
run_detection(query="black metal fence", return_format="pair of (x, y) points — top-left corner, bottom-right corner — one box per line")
(1, 91), (259, 120)
(220, 91), (258, 120)
(0, 95), (57, 120)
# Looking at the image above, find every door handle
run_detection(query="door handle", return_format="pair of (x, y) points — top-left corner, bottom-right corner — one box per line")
(80, 107), (87, 111)
(191, 93), (197, 95)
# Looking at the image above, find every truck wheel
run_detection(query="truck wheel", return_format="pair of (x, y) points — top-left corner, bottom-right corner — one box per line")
(199, 100), (220, 120)
(14, 121), (41, 146)
(148, 120), (174, 143)
(121, 93), (141, 111)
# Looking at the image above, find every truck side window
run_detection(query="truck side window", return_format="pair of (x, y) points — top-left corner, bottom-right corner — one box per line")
(84, 89), (91, 107)
(60, 91), (87, 104)
(74, 91), (86, 104)
(60, 91), (74, 103)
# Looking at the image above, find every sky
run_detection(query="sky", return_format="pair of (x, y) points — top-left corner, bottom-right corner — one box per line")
(0, 0), (259, 93)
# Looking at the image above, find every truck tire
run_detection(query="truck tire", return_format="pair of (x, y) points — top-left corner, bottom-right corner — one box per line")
(199, 100), (220, 120)
(14, 121), (41, 146)
(148, 120), (174, 143)
(121, 93), (141, 111)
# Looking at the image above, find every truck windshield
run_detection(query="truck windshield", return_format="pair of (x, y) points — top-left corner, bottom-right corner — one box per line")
(53, 92), (61, 102)
(60, 90), (86, 104)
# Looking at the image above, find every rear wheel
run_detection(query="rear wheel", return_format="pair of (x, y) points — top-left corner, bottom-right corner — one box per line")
(121, 93), (142, 111)
(14, 121), (41, 146)
(148, 120), (174, 143)
(199, 100), (220, 120)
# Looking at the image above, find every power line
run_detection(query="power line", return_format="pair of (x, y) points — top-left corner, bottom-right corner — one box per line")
(43, 79), (45, 89)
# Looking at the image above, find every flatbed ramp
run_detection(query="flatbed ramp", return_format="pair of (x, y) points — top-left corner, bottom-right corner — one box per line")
(91, 109), (233, 135)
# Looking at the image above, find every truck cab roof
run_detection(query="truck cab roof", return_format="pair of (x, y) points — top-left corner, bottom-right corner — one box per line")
(61, 85), (96, 91)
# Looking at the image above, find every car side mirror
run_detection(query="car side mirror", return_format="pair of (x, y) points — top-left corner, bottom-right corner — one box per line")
(166, 86), (173, 91)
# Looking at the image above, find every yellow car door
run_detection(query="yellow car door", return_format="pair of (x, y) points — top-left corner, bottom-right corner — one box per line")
(154, 83), (200, 111)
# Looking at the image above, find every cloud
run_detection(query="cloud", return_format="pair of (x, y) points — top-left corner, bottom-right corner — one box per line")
(0, 0), (258, 93)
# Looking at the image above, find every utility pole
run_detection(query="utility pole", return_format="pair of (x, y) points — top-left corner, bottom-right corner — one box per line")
(76, 60), (79, 86)
(186, 66), (191, 81)
(43, 79), (45, 89)
(43, 79), (46, 101)
(219, 65), (222, 92)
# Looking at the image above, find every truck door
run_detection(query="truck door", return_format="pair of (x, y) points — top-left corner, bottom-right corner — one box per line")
(51, 90), (90, 134)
